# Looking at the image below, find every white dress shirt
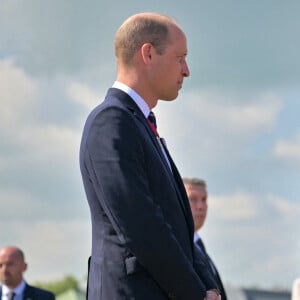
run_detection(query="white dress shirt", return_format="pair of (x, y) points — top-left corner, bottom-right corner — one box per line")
(112, 81), (150, 118)
(1, 280), (25, 300)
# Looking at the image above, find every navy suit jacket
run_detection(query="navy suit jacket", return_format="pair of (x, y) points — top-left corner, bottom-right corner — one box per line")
(0, 283), (55, 300)
(80, 88), (217, 299)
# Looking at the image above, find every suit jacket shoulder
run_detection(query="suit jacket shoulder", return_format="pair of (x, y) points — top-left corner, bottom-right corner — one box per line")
(24, 284), (55, 300)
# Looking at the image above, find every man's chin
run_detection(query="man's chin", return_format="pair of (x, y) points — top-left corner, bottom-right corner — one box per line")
(2, 278), (12, 285)
(195, 219), (205, 230)
(159, 91), (179, 101)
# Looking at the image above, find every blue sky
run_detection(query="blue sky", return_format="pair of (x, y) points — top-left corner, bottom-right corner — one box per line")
(0, 0), (299, 290)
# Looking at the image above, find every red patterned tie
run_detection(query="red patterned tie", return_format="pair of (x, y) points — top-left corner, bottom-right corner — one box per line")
(147, 111), (173, 170)
(147, 111), (159, 136)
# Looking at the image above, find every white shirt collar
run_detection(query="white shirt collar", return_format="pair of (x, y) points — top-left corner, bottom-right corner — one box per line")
(194, 232), (201, 243)
(2, 280), (26, 297)
(112, 81), (150, 118)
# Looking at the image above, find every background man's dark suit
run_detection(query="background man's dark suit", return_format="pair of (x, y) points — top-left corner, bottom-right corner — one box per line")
(0, 283), (55, 300)
(195, 238), (227, 300)
(80, 88), (217, 299)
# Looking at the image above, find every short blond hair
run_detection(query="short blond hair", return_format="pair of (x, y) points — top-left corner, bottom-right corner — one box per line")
(182, 178), (207, 188)
(114, 13), (178, 66)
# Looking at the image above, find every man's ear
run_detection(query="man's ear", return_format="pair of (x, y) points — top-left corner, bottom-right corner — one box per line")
(141, 43), (154, 63)
(22, 262), (28, 272)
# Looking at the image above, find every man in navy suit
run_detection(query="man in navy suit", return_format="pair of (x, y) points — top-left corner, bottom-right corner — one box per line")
(80, 12), (220, 300)
(183, 178), (227, 300)
(0, 246), (55, 300)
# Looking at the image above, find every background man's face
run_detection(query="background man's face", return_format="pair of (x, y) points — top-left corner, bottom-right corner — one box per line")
(185, 184), (208, 231)
(0, 248), (27, 288)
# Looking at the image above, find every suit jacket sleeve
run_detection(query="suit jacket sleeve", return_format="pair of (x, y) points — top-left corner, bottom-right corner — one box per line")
(82, 106), (208, 299)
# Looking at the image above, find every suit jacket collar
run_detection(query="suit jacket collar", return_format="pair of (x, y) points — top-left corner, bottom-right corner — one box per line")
(106, 88), (171, 169)
(112, 82), (150, 118)
(23, 283), (35, 300)
(107, 87), (144, 115)
(106, 88), (174, 177)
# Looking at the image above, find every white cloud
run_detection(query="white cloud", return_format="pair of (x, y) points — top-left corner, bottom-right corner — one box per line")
(209, 192), (259, 220)
(209, 191), (300, 222)
(205, 94), (280, 133)
(67, 81), (99, 111)
(155, 89), (283, 175)
(187, 90), (281, 134)
(20, 125), (81, 160)
(203, 191), (300, 288)
(2, 124), (80, 157)
(273, 131), (300, 161)
(0, 219), (90, 282)
(0, 124), (80, 179)
(0, 188), (53, 220)
(157, 89), (282, 140)
(269, 194), (300, 218)
(0, 59), (81, 172)
(0, 58), (38, 125)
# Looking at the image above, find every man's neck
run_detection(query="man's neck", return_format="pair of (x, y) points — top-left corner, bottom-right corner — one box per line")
(2, 279), (25, 292)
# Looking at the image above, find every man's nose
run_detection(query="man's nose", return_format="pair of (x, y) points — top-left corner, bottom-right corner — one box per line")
(196, 201), (204, 210)
(183, 60), (190, 77)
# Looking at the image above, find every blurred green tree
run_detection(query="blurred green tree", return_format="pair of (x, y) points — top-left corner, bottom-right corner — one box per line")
(33, 275), (79, 295)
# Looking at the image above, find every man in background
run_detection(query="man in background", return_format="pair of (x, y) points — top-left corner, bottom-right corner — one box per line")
(183, 178), (227, 300)
(0, 246), (55, 300)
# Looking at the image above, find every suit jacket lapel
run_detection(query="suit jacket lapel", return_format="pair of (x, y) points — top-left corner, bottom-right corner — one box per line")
(106, 88), (195, 244)
(196, 238), (227, 299)
(162, 145), (195, 239)
(23, 283), (33, 300)
(134, 104), (195, 245)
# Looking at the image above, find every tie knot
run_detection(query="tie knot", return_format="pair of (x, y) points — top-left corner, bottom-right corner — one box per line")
(147, 111), (157, 129)
(147, 111), (159, 136)
(7, 291), (15, 300)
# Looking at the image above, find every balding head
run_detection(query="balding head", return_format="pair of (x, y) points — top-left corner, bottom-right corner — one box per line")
(114, 12), (180, 66)
(0, 246), (27, 289)
(0, 246), (25, 261)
